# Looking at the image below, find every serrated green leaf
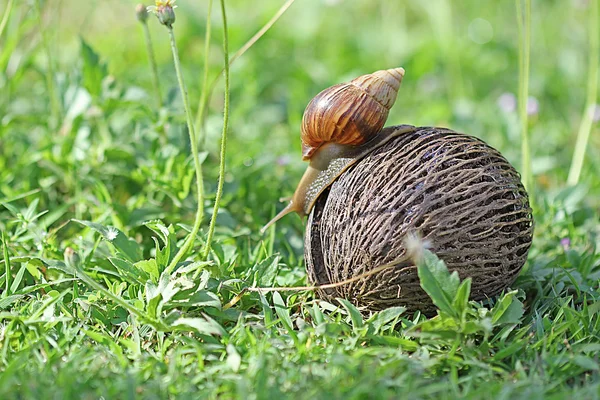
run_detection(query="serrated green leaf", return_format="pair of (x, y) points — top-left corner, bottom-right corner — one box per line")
(109, 257), (149, 285)
(251, 255), (280, 286)
(80, 37), (108, 98)
(135, 259), (160, 282)
(145, 221), (177, 273)
(417, 250), (458, 316)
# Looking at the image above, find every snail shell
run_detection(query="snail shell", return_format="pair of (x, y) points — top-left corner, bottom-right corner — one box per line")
(261, 67), (407, 234)
(301, 68), (405, 160)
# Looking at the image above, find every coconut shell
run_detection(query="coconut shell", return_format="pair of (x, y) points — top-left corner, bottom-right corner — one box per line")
(305, 126), (533, 313)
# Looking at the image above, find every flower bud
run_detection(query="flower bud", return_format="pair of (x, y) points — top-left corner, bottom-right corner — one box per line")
(136, 4), (148, 23)
(148, 1), (177, 28)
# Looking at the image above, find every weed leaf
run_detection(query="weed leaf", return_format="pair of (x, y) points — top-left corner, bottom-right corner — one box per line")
(80, 37), (108, 98)
(417, 249), (460, 316)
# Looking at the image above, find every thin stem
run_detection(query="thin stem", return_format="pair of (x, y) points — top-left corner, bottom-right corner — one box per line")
(229, 0), (295, 68)
(141, 22), (163, 108)
(202, 0), (230, 260)
(568, 0), (599, 185)
(194, 0), (213, 144)
(0, 0), (14, 41)
(165, 26), (205, 274)
(194, 0), (295, 139)
(516, 0), (532, 194)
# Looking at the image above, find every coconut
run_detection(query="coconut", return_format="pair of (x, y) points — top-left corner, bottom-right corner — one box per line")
(304, 126), (533, 313)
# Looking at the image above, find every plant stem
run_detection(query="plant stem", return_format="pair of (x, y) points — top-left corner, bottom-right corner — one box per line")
(141, 22), (163, 108)
(202, 0), (230, 260)
(516, 0), (532, 194)
(194, 0), (213, 145)
(0, 0), (14, 41)
(165, 26), (205, 274)
(194, 0), (296, 140)
(567, 0), (599, 186)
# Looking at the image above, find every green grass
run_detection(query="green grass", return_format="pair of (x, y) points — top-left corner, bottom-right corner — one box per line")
(1, 0), (600, 399)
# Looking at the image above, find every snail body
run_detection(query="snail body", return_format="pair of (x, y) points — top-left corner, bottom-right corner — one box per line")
(261, 67), (406, 233)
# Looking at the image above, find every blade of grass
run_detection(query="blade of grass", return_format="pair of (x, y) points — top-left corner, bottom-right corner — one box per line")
(567, 0), (599, 185)
(202, 0), (230, 260)
(0, 0), (14, 41)
(516, 0), (532, 195)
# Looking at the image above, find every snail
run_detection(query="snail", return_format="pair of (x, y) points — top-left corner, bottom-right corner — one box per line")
(262, 67), (533, 313)
(261, 67), (412, 234)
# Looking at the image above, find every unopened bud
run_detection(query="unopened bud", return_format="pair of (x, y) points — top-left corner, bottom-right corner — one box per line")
(148, 0), (177, 28)
(136, 4), (148, 23)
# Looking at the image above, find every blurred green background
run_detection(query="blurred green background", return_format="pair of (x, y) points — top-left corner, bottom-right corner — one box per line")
(1, 0), (598, 246)
(4, 0), (597, 167)
(1, 1), (600, 398)
(0, 0), (600, 260)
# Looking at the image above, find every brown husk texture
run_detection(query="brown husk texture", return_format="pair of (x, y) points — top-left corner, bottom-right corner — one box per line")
(305, 126), (533, 313)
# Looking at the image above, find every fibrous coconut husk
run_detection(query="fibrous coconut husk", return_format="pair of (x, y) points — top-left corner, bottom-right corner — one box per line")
(305, 126), (533, 313)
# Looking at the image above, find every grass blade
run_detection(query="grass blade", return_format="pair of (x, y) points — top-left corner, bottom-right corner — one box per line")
(516, 0), (532, 195)
(567, 0), (599, 185)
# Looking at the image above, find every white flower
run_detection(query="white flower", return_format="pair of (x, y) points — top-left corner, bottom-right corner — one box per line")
(105, 226), (119, 241)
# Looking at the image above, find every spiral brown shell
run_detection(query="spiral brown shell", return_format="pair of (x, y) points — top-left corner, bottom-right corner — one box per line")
(300, 68), (404, 159)
(305, 126), (533, 314)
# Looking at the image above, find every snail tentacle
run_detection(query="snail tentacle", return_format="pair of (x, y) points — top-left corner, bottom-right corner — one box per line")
(261, 67), (407, 234)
